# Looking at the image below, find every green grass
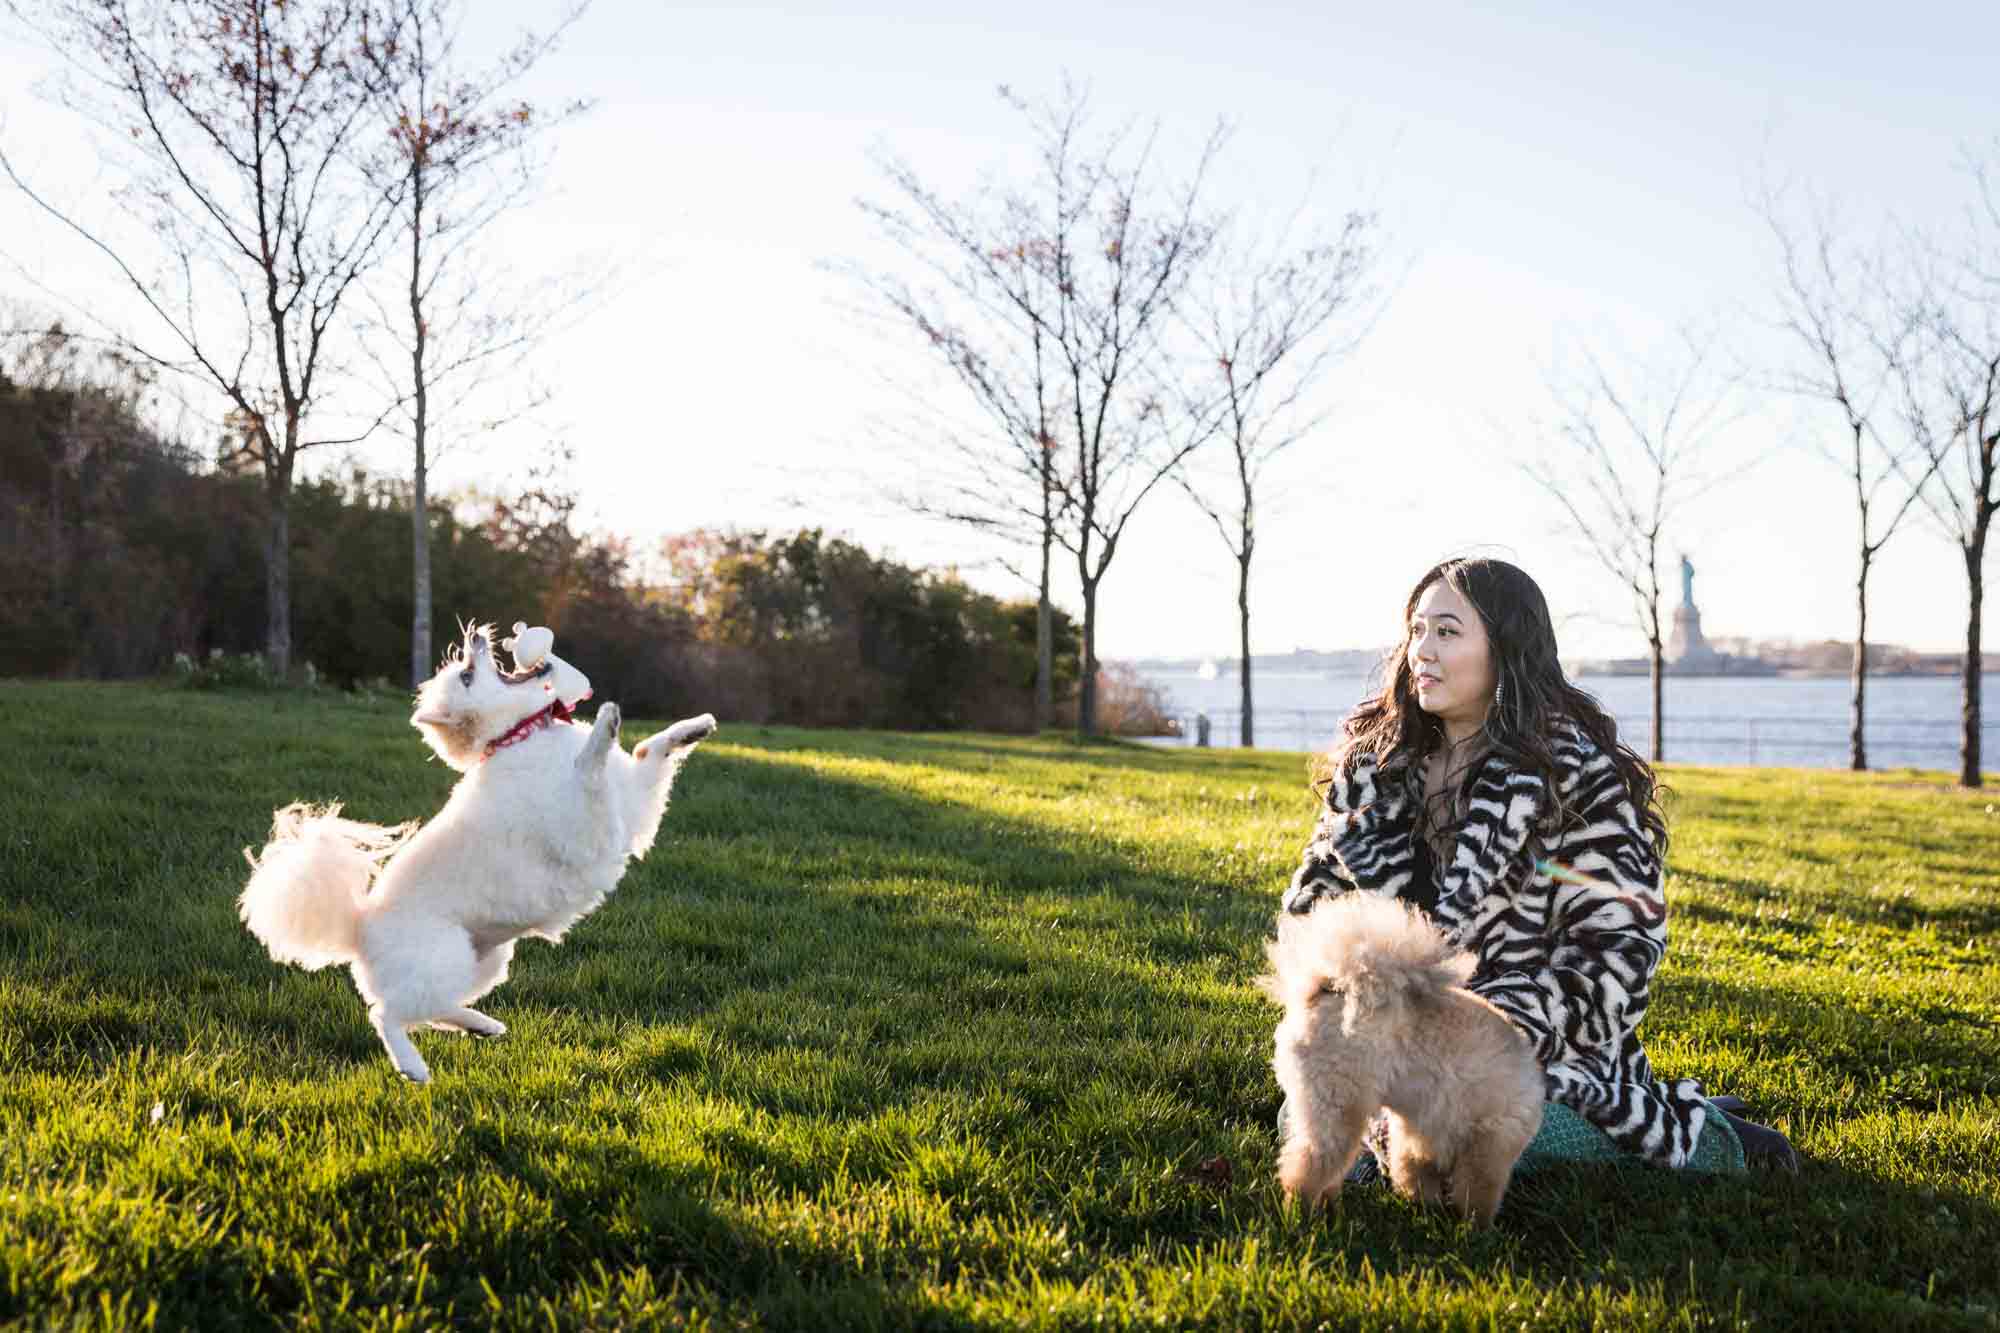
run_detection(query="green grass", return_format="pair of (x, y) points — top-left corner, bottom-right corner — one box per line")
(1, 679), (1996, 1331)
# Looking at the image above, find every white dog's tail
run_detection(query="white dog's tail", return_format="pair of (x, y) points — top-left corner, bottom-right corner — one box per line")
(239, 802), (413, 970)
(1262, 893), (1475, 1019)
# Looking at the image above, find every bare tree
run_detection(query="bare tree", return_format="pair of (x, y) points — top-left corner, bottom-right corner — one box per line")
(858, 95), (1076, 732)
(861, 83), (1225, 736)
(2, 0), (404, 675)
(1762, 189), (1939, 770)
(1526, 329), (1744, 762)
(1888, 150), (2000, 787)
(353, 0), (591, 686)
(1172, 204), (1381, 747)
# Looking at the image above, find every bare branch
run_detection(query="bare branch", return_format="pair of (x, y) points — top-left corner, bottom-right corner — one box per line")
(852, 81), (1232, 733)
(1521, 324), (1747, 760)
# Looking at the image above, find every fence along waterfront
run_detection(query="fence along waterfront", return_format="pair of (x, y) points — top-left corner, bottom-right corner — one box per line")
(1140, 670), (2000, 768)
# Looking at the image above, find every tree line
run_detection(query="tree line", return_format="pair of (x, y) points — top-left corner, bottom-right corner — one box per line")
(0, 340), (1181, 733)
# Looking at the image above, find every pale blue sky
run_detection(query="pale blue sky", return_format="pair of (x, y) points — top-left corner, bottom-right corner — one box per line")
(5, 1), (1996, 660)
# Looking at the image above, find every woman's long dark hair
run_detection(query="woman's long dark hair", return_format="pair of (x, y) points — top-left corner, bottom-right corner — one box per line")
(1330, 557), (1668, 853)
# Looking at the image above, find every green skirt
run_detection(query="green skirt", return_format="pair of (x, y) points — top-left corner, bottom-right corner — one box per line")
(1343, 1099), (1747, 1181)
(1515, 1099), (1746, 1175)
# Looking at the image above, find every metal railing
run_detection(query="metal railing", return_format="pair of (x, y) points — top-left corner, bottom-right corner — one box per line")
(1154, 709), (2000, 768)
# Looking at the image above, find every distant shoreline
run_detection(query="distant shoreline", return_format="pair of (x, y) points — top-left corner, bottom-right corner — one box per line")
(1572, 666), (2000, 680)
(1126, 659), (2000, 682)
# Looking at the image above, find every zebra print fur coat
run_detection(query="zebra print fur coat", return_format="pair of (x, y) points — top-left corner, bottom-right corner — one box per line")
(1281, 725), (1711, 1169)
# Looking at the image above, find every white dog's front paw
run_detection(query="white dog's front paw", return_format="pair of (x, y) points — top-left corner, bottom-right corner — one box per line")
(575, 701), (623, 774)
(665, 713), (717, 747)
(636, 713), (716, 761)
(396, 1063), (432, 1085)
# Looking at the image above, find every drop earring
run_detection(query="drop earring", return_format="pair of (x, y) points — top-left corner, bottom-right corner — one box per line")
(1493, 678), (1505, 710)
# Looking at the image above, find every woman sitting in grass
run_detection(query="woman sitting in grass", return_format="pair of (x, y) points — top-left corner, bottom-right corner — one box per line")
(1282, 556), (1797, 1173)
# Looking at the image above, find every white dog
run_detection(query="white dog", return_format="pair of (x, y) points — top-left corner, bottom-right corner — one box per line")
(238, 623), (716, 1083)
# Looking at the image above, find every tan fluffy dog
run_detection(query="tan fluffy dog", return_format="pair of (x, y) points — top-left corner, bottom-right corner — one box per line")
(1261, 893), (1544, 1227)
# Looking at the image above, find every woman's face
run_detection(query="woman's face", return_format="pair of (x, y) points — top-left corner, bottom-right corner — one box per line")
(1407, 579), (1497, 738)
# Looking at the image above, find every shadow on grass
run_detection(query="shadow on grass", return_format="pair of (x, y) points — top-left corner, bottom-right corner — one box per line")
(491, 745), (1282, 1131)
(1651, 969), (2000, 1108)
(1, 1121), (992, 1330)
(1495, 1154), (2000, 1322)
(1672, 863), (2000, 939)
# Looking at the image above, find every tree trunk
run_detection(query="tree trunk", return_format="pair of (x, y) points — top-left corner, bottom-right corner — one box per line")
(264, 485), (291, 678)
(1237, 550), (1253, 748)
(1850, 556), (1869, 772)
(411, 451), (431, 687)
(1036, 502), (1053, 732)
(45, 453), (65, 605)
(1077, 577), (1099, 739)
(408, 174), (432, 689)
(1649, 637), (1663, 764)
(1963, 536), (1986, 788)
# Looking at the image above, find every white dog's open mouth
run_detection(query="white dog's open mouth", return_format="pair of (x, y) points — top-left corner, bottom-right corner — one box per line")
(498, 659), (556, 687)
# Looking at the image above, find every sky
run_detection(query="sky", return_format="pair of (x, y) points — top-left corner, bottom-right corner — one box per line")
(3, 0), (1997, 663)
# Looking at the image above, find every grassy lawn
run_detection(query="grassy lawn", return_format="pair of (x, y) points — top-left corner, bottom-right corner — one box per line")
(1, 679), (1996, 1330)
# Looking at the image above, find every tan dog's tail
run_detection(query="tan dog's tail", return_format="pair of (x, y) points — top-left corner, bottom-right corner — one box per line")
(1261, 893), (1473, 1017)
(239, 803), (413, 970)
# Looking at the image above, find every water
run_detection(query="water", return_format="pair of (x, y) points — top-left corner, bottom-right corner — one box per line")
(1139, 668), (2000, 770)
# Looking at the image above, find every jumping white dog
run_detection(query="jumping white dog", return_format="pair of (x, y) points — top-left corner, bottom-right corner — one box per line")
(238, 623), (716, 1083)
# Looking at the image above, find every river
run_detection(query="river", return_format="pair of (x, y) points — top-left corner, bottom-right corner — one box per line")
(1136, 667), (2000, 771)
